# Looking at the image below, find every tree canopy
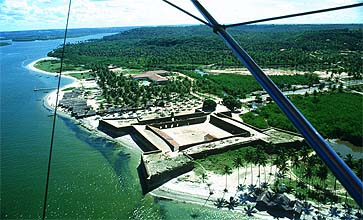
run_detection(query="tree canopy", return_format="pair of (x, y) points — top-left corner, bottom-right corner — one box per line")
(250, 92), (363, 146)
(202, 99), (217, 112)
(48, 24), (362, 79)
(223, 96), (242, 111)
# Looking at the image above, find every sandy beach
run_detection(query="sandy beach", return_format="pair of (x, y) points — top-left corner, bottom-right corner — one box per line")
(152, 165), (277, 200)
(151, 165), (285, 219)
(27, 57), (100, 110)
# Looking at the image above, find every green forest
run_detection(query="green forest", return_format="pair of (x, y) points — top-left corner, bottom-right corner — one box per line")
(183, 71), (319, 98)
(48, 24), (362, 79)
(241, 92), (363, 146)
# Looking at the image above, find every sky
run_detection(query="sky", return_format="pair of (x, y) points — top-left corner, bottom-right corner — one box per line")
(0, 0), (362, 31)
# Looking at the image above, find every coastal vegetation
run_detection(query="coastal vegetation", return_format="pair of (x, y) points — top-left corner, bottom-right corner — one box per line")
(243, 92), (363, 146)
(195, 143), (362, 210)
(34, 59), (87, 73)
(47, 24), (362, 79)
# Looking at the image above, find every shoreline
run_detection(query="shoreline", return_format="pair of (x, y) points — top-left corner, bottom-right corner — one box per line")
(27, 57), (72, 79)
(27, 57), (359, 218)
(28, 57), (142, 154)
(27, 57), (81, 113)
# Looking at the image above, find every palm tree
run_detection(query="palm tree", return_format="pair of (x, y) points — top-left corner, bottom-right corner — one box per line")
(260, 182), (270, 190)
(316, 165), (328, 189)
(332, 175), (338, 203)
(244, 204), (257, 217)
(222, 165), (232, 192)
(233, 156), (244, 187)
(276, 172), (287, 193)
(201, 172), (208, 183)
(354, 211), (363, 220)
(344, 154), (354, 168)
(299, 145), (310, 163)
(343, 203), (353, 215)
(341, 213), (354, 220)
(247, 184), (256, 195)
(201, 189), (213, 209)
(237, 183), (246, 192)
(272, 156), (281, 181)
(302, 202), (314, 220)
(214, 198), (226, 209)
(238, 193), (249, 205)
(313, 215), (326, 220)
(242, 153), (249, 185)
(291, 154), (300, 187)
(353, 158), (363, 180)
(329, 207), (341, 219)
(303, 166), (314, 196)
(245, 148), (256, 185)
(226, 196), (238, 210)
(259, 152), (268, 184)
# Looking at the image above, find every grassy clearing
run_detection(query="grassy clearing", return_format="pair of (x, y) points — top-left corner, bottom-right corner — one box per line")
(121, 68), (144, 75)
(68, 72), (95, 80)
(194, 146), (256, 175)
(34, 59), (87, 73)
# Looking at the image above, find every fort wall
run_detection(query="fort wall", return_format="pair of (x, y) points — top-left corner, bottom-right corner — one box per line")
(98, 120), (131, 137)
(209, 115), (250, 136)
(150, 116), (207, 129)
(186, 139), (266, 159)
(138, 154), (194, 193)
(216, 112), (266, 133)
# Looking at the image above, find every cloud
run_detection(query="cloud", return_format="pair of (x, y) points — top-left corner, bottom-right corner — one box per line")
(0, 0), (362, 31)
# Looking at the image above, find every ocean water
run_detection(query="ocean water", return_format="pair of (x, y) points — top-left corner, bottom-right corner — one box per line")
(0, 33), (159, 219)
(0, 33), (243, 220)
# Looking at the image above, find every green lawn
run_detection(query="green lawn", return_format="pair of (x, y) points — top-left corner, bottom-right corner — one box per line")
(34, 59), (87, 73)
(68, 72), (95, 80)
(194, 146), (256, 175)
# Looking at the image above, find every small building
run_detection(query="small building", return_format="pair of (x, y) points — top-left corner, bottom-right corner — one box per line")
(132, 70), (169, 84)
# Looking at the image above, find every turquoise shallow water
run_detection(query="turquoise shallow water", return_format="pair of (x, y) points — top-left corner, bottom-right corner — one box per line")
(0, 33), (245, 220)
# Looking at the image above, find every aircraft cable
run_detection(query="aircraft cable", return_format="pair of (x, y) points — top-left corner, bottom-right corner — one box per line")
(224, 2), (363, 28)
(42, 0), (72, 219)
(162, 0), (212, 27)
(161, 1), (362, 28)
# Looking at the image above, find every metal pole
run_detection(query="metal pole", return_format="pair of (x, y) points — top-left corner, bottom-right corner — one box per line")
(191, 0), (362, 207)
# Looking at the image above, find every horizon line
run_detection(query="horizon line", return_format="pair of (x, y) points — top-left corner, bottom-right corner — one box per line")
(1, 23), (362, 33)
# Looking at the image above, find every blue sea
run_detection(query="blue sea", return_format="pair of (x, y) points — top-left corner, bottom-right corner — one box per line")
(0, 33), (244, 219)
